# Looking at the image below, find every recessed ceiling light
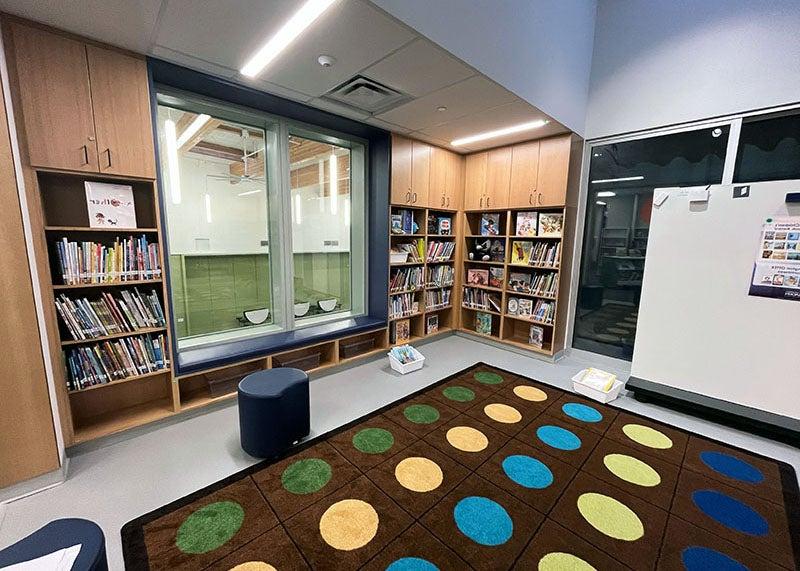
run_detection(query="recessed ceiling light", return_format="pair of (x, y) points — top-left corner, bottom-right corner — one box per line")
(436, 106), (447, 112)
(451, 119), (549, 146)
(593, 152), (602, 157)
(591, 176), (644, 184)
(240, 0), (338, 78)
(596, 191), (616, 197)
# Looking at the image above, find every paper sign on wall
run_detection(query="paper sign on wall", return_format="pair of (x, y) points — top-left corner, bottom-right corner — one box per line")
(85, 181), (137, 228)
(749, 216), (800, 302)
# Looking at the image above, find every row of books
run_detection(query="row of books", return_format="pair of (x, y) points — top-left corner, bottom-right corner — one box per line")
(462, 287), (501, 312)
(512, 211), (564, 237)
(427, 265), (454, 287)
(425, 288), (452, 309)
(427, 214), (452, 235)
(390, 266), (424, 293)
(389, 292), (419, 319)
(510, 240), (560, 266)
(65, 333), (169, 391)
(392, 239), (425, 262)
(426, 241), (455, 262)
(508, 271), (559, 297)
(507, 297), (555, 324)
(391, 209), (420, 235)
(466, 268), (503, 288)
(55, 288), (166, 340)
(55, 236), (162, 285)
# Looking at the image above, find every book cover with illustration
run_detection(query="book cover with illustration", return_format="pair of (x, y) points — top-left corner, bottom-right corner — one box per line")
(480, 213), (501, 236)
(529, 325), (544, 348)
(508, 272), (532, 293)
(515, 211), (538, 236)
(394, 319), (410, 344)
(426, 314), (439, 335)
(489, 267), (504, 288)
(511, 241), (533, 264)
(85, 181), (136, 228)
(467, 269), (489, 286)
(538, 213), (564, 237)
(518, 298), (533, 316)
(475, 312), (493, 335)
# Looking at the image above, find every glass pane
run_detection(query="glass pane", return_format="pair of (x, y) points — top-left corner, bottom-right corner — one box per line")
(156, 103), (281, 347)
(573, 126), (729, 359)
(289, 134), (365, 324)
(734, 111), (800, 182)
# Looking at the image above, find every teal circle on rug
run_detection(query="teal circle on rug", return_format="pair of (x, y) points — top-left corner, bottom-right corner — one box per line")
(502, 455), (554, 489)
(562, 402), (603, 423)
(175, 501), (244, 554)
(386, 556), (440, 571)
(454, 496), (513, 546)
(352, 427), (394, 454)
(536, 425), (582, 451)
(442, 386), (476, 402)
(681, 546), (747, 571)
(404, 404), (440, 424)
(474, 371), (504, 385)
(281, 458), (332, 495)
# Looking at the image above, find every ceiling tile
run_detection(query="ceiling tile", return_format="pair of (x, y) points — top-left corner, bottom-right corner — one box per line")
(364, 117), (412, 134)
(361, 38), (474, 97)
(307, 97), (370, 121)
(375, 75), (518, 132)
(150, 45), (238, 79)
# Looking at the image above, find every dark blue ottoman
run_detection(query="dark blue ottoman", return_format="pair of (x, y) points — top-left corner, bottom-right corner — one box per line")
(238, 367), (310, 458)
(0, 518), (107, 570)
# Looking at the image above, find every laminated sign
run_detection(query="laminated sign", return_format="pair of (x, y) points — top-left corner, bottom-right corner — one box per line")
(749, 216), (800, 301)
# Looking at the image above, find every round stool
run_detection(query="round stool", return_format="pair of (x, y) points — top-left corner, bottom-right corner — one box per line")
(238, 367), (310, 458)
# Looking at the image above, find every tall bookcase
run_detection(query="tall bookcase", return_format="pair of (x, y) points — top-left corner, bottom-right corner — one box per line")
(389, 205), (460, 344)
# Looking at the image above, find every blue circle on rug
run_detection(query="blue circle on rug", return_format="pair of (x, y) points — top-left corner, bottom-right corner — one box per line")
(386, 557), (440, 571)
(561, 402), (603, 423)
(699, 451), (764, 484)
(681, 546), (748, 571)
(453, 496), (513, 546)
(502, 455), (554, 489)
(691, 490), (768, 536)
(536, 425), (581, 451)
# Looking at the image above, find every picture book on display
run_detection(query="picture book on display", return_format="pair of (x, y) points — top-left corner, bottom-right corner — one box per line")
(475, 312), (493, 335)
(507, 297), (519, 315)
(511, 241), (533, 265)
(508, 272), (532, 293)
(428, 214), (452, 235)
(529, 325), (544, 348)
(480, 213), (501, 236)
(517, 298), (533, 317)
(467, 269), (489, 286)
(391, 319), (411, 344)
(392, 210), (419, 234)
(538, 213), (564, 237)
(85, 181), (136, 228)
(426, 314), (439, 335)
(489, 267), (504, 288)
(515, 212), (538, 237)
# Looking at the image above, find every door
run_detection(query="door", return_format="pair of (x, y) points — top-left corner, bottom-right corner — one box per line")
(444, 151), (463, 210)
(536, 134), (571, 206)
(464, 152), (487, 210)
(485, 147), (511, 209)
(509, 141), (539, 207)
(410, 140), (430, 206)
(87, 46), (156, 179)
(7, 22), (97, 172)
(391, 134), (413, 204)
(429, 145), (448, 208)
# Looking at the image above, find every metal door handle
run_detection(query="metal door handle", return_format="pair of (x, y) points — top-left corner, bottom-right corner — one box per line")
(81, 145), (89, 165)
(406, 191), (411, 203)
(412, 192), (417, 203)
(480, 196), (483, 207)
(105, 148), (112, 168)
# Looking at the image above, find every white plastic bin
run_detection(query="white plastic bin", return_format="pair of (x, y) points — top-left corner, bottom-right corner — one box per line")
(571, 369), (624, 403)
(388, 346), (425, 374)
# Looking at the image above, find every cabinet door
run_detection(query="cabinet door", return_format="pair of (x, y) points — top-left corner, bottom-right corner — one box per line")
(464, 152), (487, 210)
(537, 134), (571, 206)
(410, 140), (430, 207)
(485, 147), (511, 209)
(444, 151), (463, 210)
(390, 134), (413, 204)
(7, 23), (97, 172)
(508, 141), (540, 208)
(87, 46), (156, 179)
(429, 146), (448, 208)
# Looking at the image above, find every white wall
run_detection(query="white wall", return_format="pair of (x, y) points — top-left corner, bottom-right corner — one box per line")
(587, 0), (800, 139)
(371, 0), (597, 136)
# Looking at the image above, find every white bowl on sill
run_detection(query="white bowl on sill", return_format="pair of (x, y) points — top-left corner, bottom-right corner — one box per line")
(318, 298), (337, 312)
(294, 302), (310, 317)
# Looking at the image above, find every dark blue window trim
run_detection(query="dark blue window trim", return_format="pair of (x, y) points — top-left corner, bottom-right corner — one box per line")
(146, 58), (389, 375)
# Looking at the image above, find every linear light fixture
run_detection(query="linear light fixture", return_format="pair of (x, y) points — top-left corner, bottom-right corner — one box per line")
(329, 153), (338, 215)
(596, 201), (607, 206)
(294, 193), (303, 225)
(176, 113), (211, 148)
(240, 0), (338, 78)
(237, 189), (262, 197)
(591, 176), (644, 184)
(451, 119), (549, 147)
(596, 191), (616, 197)
(204, 193), (212, 223)
(165, 119), (182, 204)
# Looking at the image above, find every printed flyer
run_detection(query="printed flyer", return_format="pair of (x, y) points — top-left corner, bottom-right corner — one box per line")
(749, 216), (800, 302)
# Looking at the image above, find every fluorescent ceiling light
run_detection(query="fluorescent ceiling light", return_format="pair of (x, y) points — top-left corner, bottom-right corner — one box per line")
(329, 153), (338, 215)
(237, 189), (262, 197)
(176, 113), (211, 147)
(596, 201), (607, 206)
(451, 119), (549, 146)
(204, 193), (212, 223)
(165, 119), (181, 204)
(596, 191), (616, 197)
(591, 175), (644, 184)
(240, 0), (338, 77)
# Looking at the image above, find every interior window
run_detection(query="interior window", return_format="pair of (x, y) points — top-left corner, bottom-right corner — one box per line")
(734, 111), (800, 183)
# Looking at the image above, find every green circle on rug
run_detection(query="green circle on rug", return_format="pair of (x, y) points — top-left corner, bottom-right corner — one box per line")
(281, 458), (332, 495)
(404, 404), (440, 424)
(474, 371), (504, 385)
(352, 428), (394, 454)
(443, 386), (475, 402)
(175, 501), (244, 554)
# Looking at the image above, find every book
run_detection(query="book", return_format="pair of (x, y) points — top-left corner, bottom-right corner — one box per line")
(518, 298), (533, 316)
(508, 272), (532, 293)
(511, 241), (533, 265)
(85, 181), (136, 228)
(538, 213), (564, 237)
(426, 265), (454, 287)
(515, 211), (538, 236)
(489, 267), (504, 288)
(55, 288), (166, 340)
(507, 297), (519, 315)
(480, 213), (501, 236)
(529, 325), (544, 348)
(426, 314), (439, 335)
(488, 239), (505, 261)
(391, 214), (403, 234)
(467, 269), (489, 286)
(475, 312), (493, 335)
(437, 217), (452, 235)
(393, 319), (411, 344)
(424, 288), (451, 309)
(55, 235), (161, 285)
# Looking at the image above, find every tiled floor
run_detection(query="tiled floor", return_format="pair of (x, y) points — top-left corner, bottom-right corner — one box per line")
(1, 334), (798, 570)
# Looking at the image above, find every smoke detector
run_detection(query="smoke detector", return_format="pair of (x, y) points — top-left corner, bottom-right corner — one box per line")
(322, 75), (410, 114)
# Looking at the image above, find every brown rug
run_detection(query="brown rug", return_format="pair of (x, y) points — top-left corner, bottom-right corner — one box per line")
(121, 363), (800, 570)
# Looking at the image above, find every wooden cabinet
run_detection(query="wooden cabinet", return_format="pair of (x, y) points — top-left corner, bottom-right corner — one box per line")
(429, 146), (463, 210)
(444, 151), (463, 210)
(464, 152), (488, 210)
(485, 147), (511, 209)
(410, 140), (430, 206)
(536, 134), (571, 207)
(6, 22), (155, 178)
(508, 141), (540, 207)
(390, 134), (413, 205)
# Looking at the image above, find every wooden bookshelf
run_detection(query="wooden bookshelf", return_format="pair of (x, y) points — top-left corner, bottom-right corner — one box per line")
(60, 326), (168, 346)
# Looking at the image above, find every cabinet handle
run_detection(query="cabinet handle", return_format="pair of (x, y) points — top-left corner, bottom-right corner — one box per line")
(480, 196), (483, 207)
(105, 149), (112, 169)
(441, 195), (445, 207)
(537, 192), (542, 205)
(446, 196), (450, 207)
(412, 192), (417, 203)
(81, 145), (89, 166)
(528, 193), (533, 205)
(406, 191), (411, 203)
(487, 196), (491, 207)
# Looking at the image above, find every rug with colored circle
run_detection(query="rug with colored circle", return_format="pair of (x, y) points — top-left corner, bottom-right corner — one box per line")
(121, 363), (800, 570)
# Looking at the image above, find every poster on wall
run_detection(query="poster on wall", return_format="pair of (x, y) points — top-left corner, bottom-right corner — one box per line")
(749, 216), (800, 302)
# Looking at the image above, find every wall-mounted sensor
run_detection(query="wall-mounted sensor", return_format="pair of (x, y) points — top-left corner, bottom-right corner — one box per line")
(317, 54), (336, 68)
(711, 127), (723, 137)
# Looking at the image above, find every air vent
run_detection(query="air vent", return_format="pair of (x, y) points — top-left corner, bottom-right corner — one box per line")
(323, 75), (410, 114)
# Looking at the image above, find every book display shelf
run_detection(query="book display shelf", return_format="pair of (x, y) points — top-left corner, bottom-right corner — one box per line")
(460, 208), (568, 356)
(389, 205), (460, 345)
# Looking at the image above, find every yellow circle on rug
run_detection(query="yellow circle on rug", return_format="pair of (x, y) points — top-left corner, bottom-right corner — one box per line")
(319, 499), (379, 551)
(484, 403), (522, 424)
(538, 552), (597, 571)
(622, 424), (673, 449)
(394, 457), (444, 492)
(513, 385), (548, 402)
(446, 426), (488, 452)
(577, 492), (644, 541)
(229, 563), (277, 571)
(603, 453), (661, 487)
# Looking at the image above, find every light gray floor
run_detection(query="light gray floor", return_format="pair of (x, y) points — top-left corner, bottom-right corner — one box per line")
(1, 334), (798, 570)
